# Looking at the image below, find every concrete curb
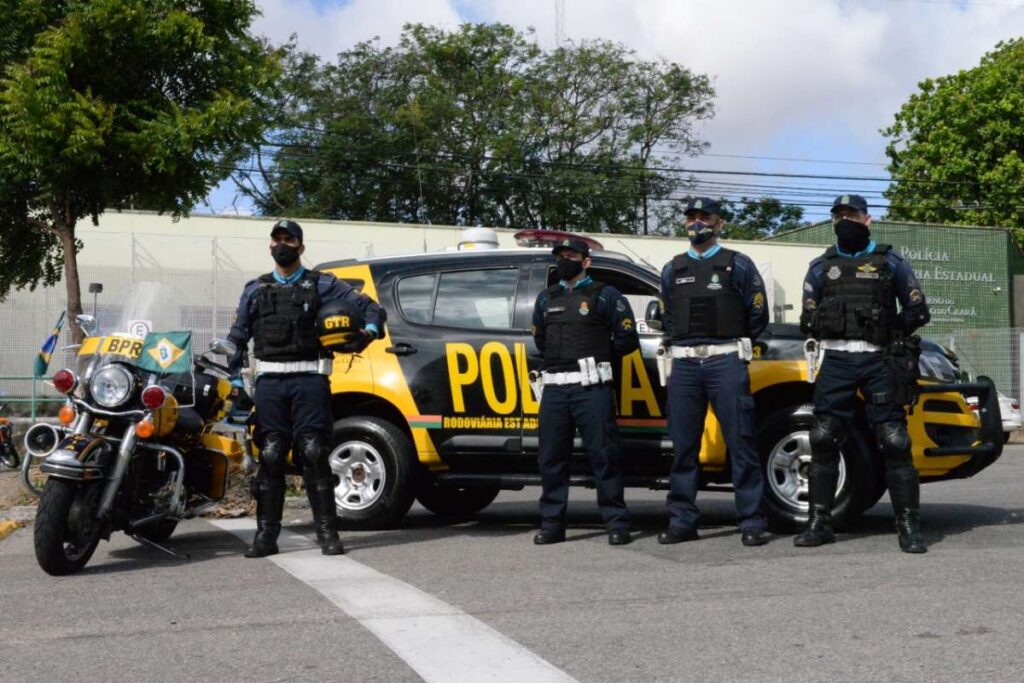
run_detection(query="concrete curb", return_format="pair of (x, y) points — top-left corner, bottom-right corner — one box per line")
(0, 519), (23, 541)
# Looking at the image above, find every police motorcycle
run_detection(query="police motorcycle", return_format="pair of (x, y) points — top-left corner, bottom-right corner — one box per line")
(27, 282), (247, 575)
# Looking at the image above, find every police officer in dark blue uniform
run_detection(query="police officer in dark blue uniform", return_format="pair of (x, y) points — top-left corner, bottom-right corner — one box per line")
(532, 238), (640, 546)
(658, 197), (771, 547)
(227, 219), (385, 558)
(795, 194), (930, 553)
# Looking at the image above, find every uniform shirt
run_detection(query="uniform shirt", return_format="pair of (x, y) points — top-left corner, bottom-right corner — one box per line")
(658, 243), (769, 345)
(226, 266), (385, 376)
(801, 241), (931, 336)
(532, 275), (641, 359)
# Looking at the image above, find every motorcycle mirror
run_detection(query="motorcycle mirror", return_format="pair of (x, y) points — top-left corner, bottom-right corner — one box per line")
(209, 338), (237, 357)
(75, 314), (98, 337)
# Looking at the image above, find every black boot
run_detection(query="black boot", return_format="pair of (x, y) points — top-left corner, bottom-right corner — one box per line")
(887, 468), (927, 554)
(306, 476), (345, 556)
(245, 480), (284, 558)
(793, 463), (837, 547)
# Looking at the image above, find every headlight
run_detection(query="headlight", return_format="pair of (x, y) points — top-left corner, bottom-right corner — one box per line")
(89, 365), (135, 408)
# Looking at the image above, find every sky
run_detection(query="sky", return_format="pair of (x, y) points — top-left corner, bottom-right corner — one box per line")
(204, 0), (1024, 223)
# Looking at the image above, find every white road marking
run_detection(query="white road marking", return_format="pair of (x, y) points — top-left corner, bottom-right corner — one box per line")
(211, 518), (578, 683)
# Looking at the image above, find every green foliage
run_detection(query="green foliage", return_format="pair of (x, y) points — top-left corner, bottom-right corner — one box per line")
(0, 0), (276, 314)
(719, 197), (807, 240)
(882, 38), (1024, 234)
(240, 23), (716, 235)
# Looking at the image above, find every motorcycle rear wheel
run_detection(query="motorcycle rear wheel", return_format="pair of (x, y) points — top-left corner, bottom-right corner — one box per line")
(34, 479), (103, 576)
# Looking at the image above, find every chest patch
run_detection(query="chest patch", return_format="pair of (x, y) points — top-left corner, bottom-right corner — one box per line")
(827, 266), (841, 280)
(676, 276), (695, 284)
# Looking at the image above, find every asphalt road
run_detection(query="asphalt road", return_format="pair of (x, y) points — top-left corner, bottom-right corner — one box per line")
(3, 447), (1024, 683)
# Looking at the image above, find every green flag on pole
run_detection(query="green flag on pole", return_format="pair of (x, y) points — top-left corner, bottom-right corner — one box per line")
(135, 331), (193, 375)
(33, 311), (66, 378)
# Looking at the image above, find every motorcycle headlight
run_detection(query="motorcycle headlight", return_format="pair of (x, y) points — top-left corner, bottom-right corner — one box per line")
(89, 365), (135, 408)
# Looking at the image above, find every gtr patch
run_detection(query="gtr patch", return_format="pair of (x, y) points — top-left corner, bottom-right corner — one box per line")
(827, 266), (841, 280)
(579, 301), (590, 316)
(676, 276), (695, 284)
(707, 273), (722, 290)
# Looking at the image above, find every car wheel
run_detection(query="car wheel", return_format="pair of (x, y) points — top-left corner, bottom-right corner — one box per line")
(416, 478), (501, 517)
(329, 416), (416, 530)
(758, 404), (880, 532)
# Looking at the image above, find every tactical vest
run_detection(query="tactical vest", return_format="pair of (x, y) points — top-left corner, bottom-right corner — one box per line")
(541, 282), (612, 371)
(814, 245), (897, 345)
(251, 270), (322, 362)
(668, 248), (748, 341)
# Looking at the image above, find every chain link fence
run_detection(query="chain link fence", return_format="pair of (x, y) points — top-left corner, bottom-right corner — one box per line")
(941, 327), (1024, 401)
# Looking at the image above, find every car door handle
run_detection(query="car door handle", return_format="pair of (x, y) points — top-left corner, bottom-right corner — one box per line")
(385, 342), (418, 356)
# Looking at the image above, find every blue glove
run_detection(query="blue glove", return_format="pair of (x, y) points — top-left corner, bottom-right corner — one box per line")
(230, 378), (245, 390)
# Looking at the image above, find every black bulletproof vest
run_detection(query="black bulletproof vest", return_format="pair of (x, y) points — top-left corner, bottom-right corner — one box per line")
(542, 282), (612, 371)
(668, 248), (748, 341)
(814, 245), (897, 345)
(251, 270), (322, 361)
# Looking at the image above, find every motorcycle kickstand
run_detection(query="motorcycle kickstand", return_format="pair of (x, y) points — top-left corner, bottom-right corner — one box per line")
(130, 533), (192, 560)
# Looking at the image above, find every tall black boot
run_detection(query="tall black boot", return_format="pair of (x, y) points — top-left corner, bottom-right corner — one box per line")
(305, 475), (345, 556)
(793, 463), (838, 547)
(245, 480), (284, 558)
(887, 468), (927, 554)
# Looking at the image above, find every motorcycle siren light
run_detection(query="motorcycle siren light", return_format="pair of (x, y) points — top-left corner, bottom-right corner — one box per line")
(58, 404), (76, 425)
(141, 385), (167, 410)
(135, 418), (156, 439)
(53, 369), (77, 394)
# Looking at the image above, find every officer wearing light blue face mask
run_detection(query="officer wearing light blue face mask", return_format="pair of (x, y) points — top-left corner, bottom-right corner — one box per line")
(656, 197), (771, 548)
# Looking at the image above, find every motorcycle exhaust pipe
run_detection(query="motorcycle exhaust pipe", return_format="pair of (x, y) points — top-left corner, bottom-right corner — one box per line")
(23, 423), (62, 459)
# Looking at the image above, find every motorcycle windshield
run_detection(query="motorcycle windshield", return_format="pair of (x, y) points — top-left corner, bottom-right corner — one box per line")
(75, 282), (193, 393)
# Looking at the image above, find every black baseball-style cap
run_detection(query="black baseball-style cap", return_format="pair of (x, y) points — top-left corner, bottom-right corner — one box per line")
(831, 194), (869, 214)
(683, 196), (723, 217)
(271, 219), (303, 243)
(551, 237), (591, 259)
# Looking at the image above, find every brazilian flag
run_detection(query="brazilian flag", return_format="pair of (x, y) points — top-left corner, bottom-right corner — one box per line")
(135, 331), (193, 375)
(33, 312), (66, 378)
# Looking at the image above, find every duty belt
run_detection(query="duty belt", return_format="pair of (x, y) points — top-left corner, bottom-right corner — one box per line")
(542, 371), (610, 386)
(820, 339), (883, 353)
(254, 359), (333, 375)
(672, 341), (741, 359)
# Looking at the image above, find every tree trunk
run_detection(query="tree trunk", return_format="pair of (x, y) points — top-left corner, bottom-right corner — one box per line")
(56, 225), (84, 344)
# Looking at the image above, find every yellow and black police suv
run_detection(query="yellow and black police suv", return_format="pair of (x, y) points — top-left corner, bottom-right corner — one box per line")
(315, 239), (1003, 531)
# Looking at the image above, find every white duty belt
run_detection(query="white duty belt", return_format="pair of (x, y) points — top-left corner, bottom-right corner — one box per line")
(254, 359), (333, 375)
(672, 338), (753, 360)
(820, 339), (884, 353)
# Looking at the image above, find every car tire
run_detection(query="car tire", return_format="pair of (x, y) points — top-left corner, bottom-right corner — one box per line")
(415, 478), (501, 517)
(329, 416), (416, 530)
(758, 404), (881, 532)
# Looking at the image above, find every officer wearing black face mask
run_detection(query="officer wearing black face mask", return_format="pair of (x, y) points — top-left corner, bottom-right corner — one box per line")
(795, 194), (930, 553)
(226, 219), (386, 558)
(531, 238), (640, 546)
(657, 197), (771, 547)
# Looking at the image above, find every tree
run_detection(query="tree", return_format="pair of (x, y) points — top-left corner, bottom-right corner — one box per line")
(882, 38), (1024, 234)
(0, 0), (277, 338)
(720, 197), (807, 240)
(244, 23), (716, 235)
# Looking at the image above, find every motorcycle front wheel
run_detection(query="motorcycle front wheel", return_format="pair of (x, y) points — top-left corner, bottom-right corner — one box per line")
(34, 479), (104, 576)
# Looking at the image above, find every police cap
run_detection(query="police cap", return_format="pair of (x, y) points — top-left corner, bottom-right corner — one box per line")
(551, 237), (590, 259)
(831, 194), (869, 214)
(683, 197), (723, 217)
(271, 219), (303, 243)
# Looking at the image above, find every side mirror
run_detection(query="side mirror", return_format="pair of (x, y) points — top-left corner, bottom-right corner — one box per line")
(644, 300), (661, 322)
(209, 338), (238, 357)
(75, 314), (97, 337)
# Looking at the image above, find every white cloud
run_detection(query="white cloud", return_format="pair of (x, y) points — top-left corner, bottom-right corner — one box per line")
(253, 0), (462, 58)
